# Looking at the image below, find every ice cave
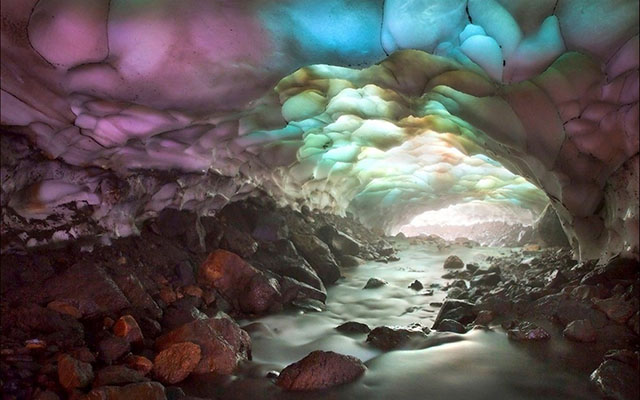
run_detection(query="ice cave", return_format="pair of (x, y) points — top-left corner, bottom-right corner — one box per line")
(0, 1), (638, 399)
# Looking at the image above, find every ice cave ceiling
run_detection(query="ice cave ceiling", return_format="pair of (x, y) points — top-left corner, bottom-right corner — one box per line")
(0, 0), (638, 261)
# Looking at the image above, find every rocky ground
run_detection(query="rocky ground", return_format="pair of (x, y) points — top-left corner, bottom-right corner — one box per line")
(0, 196), (396, 399)
(0, 196), (638, 400)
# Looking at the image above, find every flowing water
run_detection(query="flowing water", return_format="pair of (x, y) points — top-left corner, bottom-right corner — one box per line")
(183, 243), (602, 400)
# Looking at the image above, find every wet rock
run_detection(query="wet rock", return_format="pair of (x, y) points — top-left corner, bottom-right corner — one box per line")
(363, 278), (387, 289)
(466, 263), (480, 273)
(220, 225), (259, 258)
(604, 349), (640, 368)
(291, 298), (326, 312)
(252, 212), (288, 242)
(470, 272), (501, 287)
(291, 233), (341, 285)
(161, 299), (208, 331)
(338, 255), (364, 268)
(317, 226), (361, 256)
(113, 315), (144, 344)
(276, 351), (365, 391)
(124, 355), (154, 376)
(165, 386), (187, 400)
(556, 298), (609, 328)
(366, 326), (428, 350)
(139, 317), (163, 340)
(41, 262), (130, 319)
(336, 322), (371, 334)
(474, 310), (495, 325)
(571, 284), (608, 301)
(593, 296), (635, 324)
(113, 272), (163, 320)
(581, 258), (638, 286)
(408, 280), (423, 291)
(433, 299), (477, 329)
(153, 342), (201, 384)
(197, 249), (281, 315)
(93, 365), (148, 386)
(563, 320), (597, 342)
(155, 315), (250, 375)
(546, 270), (568, 290)
(98, 335), (131, 364)
(590, 359), (639, 400)
(443, 255), (464, 269)
(85, 381), (166, 400)
(58, 354), (93, 390)
(446, 287), (467, 299)
(436, 319), (466, 333)
(279, 276), (327, 304)
(182, 285), (203, 299)
(507, 322), (550, 341)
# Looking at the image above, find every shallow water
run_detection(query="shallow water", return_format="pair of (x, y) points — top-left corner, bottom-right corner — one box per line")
(183, 244), (601, 400)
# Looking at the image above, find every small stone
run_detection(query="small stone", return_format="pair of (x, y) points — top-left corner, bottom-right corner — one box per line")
(158, 287), (177, 305)
(335, 322), (371, 334)
(103, 317), (115, 329)
(113, 315), (144, 344)
(47, 300), (82, 319)
(153, 342), (202, 384)
(85, 382), (166, 400)
(443, 255), (464, 269)
(276, 351), (365, 391)
(470, 272), (501, 287)
(563, 320), (597, 342)
(57, 354), (93, 390)
(507, 322), (550, 341)
(25, 339), (47, 351)
(124, 355), (154, 376)
(182, 285), (203, 299)
(363, 278), (387, 289)
(408, 280), (423, 290)
(466, 263), (480, 273)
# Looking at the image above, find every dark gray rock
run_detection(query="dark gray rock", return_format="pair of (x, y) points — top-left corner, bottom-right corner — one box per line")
(363, 278), (387, 289)
(534, 204), (569, 247)
(408, 280), (423, 291)
(590, 359), (639, 400)
(563, 320), (597, 342)
(366, 326), (429, 350)
(507, 321), (550, 341)
(336, 321), (371, 334)
(291, 233), (341, 285)
(436, 319), (466, 333)
(433, 299), (477, 329)
(443, 255), (464, 269)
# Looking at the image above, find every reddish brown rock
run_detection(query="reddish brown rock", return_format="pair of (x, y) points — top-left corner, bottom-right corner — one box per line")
(85, 382), (166, 400)
(593, 296), (635, 324)
(197, 249), (281, 314)
(124, 355), (154, 376)
(182, 285), (203, 299)
(276, 351), (365, 391)
(58, 354), (93, 390)
(113, 315), (143, 344)
(93, 365), (148, 387)
(155, 315), (250, 375)
(153, 342), (201, 384)
(158, 287), (177, 305)
(47, 300), (82, 319)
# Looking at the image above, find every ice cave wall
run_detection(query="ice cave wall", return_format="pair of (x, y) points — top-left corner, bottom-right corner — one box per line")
(0, 0), (638, 262)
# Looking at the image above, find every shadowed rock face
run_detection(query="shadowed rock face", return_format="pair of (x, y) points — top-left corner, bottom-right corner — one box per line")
(0, 1), (637, 262)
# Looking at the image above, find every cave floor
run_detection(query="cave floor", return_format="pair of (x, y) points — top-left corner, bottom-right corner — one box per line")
(180, 244), (602, 400)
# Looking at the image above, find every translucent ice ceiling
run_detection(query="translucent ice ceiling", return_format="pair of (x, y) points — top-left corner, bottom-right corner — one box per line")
(1, 0), (638, 261)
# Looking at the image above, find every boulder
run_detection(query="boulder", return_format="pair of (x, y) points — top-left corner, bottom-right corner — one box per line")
(534, 204), (569, 247)
(339, 255), (364, 268)
(220, 225), (258, 258)
(470, 272), (501, 287)
(279, 276), (327, 304)
(581, 258), (638, 286)
(591, 359), (639, 400)
(408, 280), (423, 291)
(336, 322), (371, 334)
(363, 278), (387, 289)
(443, 255), (464, 269)
(593, 296), (635, 324)
(155, 316), (250, 375)
(98, 335), (131, 364)
(436, 319), (466, 333)
(366, 326), (428, 350)
(563, 320), (597, 342)
(85, 382), (166, 400)
(317, 226), (361, 256)
(276, 351), (365, 391)
(433, 299), (477, 329)
(291, 233), (341, 285)
(197, 250), (281, 315)
(153, 342), (201, 384)
(57, 354), (93, 390)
